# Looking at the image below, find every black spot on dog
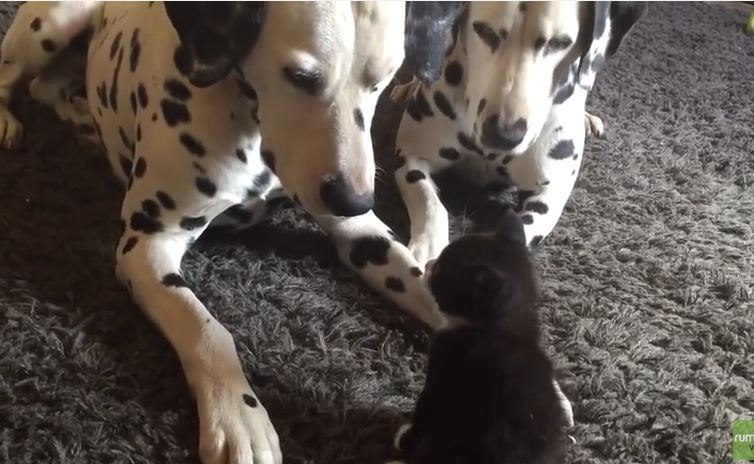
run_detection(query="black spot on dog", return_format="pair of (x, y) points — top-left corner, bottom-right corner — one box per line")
(195, 177), (217, 197)
(573, 153), (579, 161)
(162, 273), (188, 288)
(433, 91), (456, 120)
(122, 236), (138, 255)
(590, 53), (605, 72)
(225, 205), (254, 223)
(406, 89), (434, 122)
(129, 29), (141, 72)
(137, 83), (148, 108)
(525, 201), (549, 215)
(261, 150), (276, 173)
(142, 199), (160, 218)
(385, 276), (406, 292)
(180, 133), (206, 157)
(180, 216), (207, 231)
(130, 211), (163, 234)
(477, 98), (487, 116)
(350, 236), (391, 269)
(354, 108), (365, 131)
(41, 39), (56, 53)
(164, 79), (192, 101)
(457, 132), (484, 156)
(119, 155), (133, 178)
(406, 170), (426, 183)
(133, 157), (147, 178)
(235, 148), (247, 163)
(500, 29), (509, 40)
(444, 61), (463, 86)
(553, 82), (574, 105)
(516, 190), (535, 212)
(130, 92), (137, 114)
(521, 214), (534, 225)
(534, 37), (546, 51)
(529, 235), (543, 248)
(439, 147), (460, 161)
(502, 154), (514, 164)
(242, 393), (258, 408)
(109, 46), (124, 111)
(236, 78), (257, 100)
(156, 191), (176, 210)
(571, 169), (576, 176)
(110, 31), (122, 59)
(151, 113), (157, 122)
(30, 17), (41, 32)
(395, 154), (406, 170)
(136, 124), (142, 142)
(250, 106), (260, 124)
(487, 152), (500, 161)
(161, 99), (190, 126)
(548, 140), (575, 160)
(96, 82), (108, 109)
(496, 166), (508, 177)
(472, 21), (500, 52)
(119, 126), (134, 152)
(410, 266), (423, 277)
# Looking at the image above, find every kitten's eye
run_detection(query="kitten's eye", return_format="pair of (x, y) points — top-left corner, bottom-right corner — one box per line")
(282, 66), (323, 95)
(546, 36), (573, 52)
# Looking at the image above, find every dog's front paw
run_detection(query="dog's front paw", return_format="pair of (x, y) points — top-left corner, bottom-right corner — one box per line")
(0, 105), (23, 150)
(584, 112), (605, 138)
(194, 376), (282, 464)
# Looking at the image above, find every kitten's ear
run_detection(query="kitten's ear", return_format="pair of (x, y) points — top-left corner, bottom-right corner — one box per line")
(494, 206), (527, 246)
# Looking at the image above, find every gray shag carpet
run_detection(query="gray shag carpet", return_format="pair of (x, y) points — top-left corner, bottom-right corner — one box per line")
(1, 2), (753, 463)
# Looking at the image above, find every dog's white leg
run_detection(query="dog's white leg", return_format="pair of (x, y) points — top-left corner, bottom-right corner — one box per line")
(315, 211), (446, 329)
(116, 232), (282, 464)
(511, 111), (586, 247)
(395, 155), (451, 268)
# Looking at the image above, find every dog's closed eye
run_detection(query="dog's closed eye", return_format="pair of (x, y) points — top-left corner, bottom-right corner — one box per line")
(282, 66), (323, 96)
(546, 36), (574, 52)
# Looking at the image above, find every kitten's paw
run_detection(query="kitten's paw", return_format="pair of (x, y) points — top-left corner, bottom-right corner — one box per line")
(394, 423), (412, 451)
(553, 380), (574, 427)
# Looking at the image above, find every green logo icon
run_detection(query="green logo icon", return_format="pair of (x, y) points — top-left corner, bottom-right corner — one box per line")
(734, 420), (754, 461)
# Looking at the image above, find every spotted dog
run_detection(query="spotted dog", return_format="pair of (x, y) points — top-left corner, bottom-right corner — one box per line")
(394, 1), (646, 265)
(0, 2), (467, 463)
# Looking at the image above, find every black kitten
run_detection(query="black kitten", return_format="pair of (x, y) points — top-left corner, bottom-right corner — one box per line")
(394, 209), (568, 464)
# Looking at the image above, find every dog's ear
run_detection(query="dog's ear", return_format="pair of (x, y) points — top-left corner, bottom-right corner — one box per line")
(164, 2), (266, 88)
(606, 2), (648, 57)
(576, 1), (646, 91)
(494, 205), (527, 247)
(403, 1), (466, 84)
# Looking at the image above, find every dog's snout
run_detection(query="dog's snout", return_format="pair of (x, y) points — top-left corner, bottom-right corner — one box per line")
(320, 174), (374, 217)
(481, 115), (527, 151)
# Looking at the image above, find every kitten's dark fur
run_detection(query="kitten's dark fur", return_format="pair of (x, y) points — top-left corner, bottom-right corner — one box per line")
(396, 209), (567, 464)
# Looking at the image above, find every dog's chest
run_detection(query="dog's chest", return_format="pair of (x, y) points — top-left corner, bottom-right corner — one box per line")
(86, 3), (274, 208)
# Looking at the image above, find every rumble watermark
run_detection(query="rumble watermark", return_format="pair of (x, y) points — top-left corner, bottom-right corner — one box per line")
(733, 420), (754, 461)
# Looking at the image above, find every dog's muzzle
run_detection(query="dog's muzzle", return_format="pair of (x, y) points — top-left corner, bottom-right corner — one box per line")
(320, 174), (374, 217)
(480, 115), (527, 151)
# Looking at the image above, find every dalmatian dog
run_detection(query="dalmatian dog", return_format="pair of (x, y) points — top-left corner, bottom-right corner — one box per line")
(0, 2), (477, 462)
(394, 1), (647, 266)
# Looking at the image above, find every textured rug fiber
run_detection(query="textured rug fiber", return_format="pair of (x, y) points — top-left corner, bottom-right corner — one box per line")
(1, 2), (752, 463)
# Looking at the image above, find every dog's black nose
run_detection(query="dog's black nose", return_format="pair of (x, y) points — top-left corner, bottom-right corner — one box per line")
(481, 115), (527, 151)
(320, 174), (374, 217)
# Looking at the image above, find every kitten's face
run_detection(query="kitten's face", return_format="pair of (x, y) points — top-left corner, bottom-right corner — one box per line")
(427, 215), (535, 325)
